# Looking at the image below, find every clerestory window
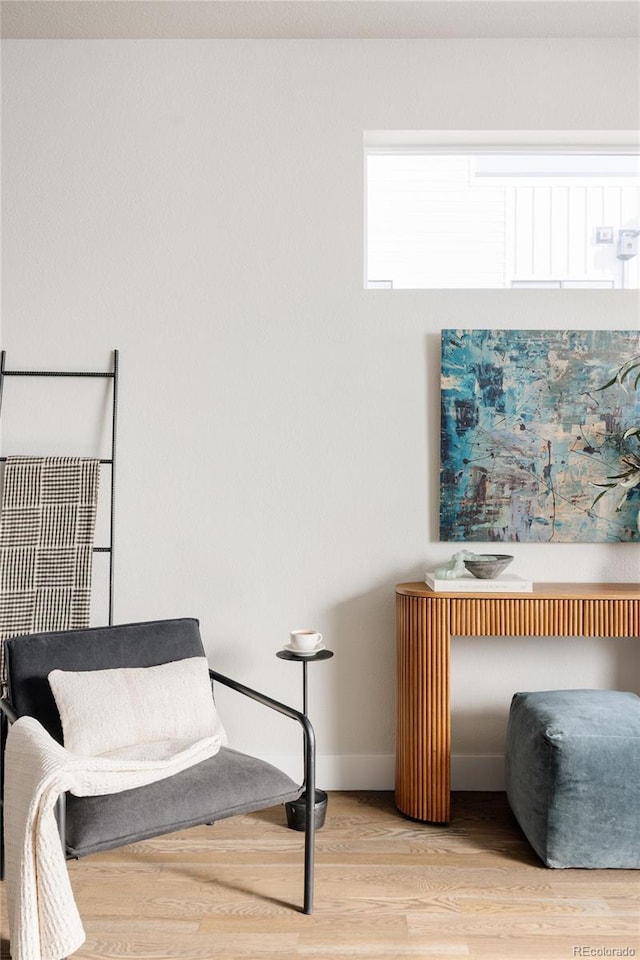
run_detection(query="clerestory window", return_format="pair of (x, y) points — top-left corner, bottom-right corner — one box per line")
(365, 134), (640, 290)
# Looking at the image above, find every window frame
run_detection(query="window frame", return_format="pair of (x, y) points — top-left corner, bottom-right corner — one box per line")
(364, 131), (640, 291)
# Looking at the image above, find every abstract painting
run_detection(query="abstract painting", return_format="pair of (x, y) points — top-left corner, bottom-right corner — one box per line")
(440, 329), (640, 542)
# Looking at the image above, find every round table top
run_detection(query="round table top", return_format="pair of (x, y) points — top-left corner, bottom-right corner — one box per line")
(276, 648), (334, 663)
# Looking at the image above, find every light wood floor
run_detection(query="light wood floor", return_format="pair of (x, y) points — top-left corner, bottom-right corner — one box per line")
(2, 791), (639, 959)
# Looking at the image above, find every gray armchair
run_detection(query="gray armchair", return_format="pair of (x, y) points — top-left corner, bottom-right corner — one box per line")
(0, 617), (316, 913)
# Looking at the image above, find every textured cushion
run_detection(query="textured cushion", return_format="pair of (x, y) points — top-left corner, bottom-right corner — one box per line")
(5, 618), (206, 743)
(505, 689), (640, 869)
(49, 657), (225, 756)
(65, 746), (301, 857)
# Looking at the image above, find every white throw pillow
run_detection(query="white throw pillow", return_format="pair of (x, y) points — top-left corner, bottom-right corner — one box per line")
(48, 657), (226, 757)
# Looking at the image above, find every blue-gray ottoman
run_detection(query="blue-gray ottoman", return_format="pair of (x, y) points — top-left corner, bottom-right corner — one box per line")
(505, 689), (640, 868)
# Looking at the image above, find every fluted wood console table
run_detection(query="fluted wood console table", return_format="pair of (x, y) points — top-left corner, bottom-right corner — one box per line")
(395, 582), (640, 825)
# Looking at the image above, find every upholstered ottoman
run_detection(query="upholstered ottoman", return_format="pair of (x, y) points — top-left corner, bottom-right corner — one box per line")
(505, 689), (640, 868)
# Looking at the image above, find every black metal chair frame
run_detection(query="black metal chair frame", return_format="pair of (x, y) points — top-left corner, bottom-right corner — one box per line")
(0, 666), (317, 915)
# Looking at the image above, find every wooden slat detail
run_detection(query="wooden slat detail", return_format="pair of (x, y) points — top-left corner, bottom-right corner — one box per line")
(584, 600), (640, 637)
(395, 595), (450, 824)
(449, 597), (585, 636)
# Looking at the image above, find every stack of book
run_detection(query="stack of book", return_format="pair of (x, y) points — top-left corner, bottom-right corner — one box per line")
(424, 571), (533, 593)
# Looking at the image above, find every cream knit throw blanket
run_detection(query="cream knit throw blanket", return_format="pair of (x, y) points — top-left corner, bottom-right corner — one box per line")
(4, 716), (224, 960)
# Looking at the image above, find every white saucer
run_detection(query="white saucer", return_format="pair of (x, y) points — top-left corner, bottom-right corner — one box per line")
(284, 643), (326, 657)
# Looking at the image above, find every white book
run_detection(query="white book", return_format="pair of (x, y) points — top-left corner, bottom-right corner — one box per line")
(424, 571), (534, 593)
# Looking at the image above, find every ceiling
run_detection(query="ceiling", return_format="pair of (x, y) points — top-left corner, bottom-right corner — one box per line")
(2, 0), (639, 41)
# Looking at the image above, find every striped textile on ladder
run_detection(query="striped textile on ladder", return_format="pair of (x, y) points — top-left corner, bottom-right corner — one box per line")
(0, 457), (100, 689)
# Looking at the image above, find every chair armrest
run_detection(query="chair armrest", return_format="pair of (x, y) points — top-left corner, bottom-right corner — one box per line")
(209, 668), (318, 914)
(208, 668), (316, 790)
(208, 668), (315, 746)
(0, 698), (18, 724)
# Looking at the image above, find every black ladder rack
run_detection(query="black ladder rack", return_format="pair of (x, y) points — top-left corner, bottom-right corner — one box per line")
(0, 349), (119, 625)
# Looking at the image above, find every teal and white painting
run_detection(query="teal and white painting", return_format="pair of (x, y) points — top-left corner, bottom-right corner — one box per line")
(439, 329), (640, 542)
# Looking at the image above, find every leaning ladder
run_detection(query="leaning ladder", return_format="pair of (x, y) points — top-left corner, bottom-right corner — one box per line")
(0, 349), (119, 625)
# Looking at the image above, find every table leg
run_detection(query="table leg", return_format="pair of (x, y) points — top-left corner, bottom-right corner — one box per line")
(395, 594), (451, 823)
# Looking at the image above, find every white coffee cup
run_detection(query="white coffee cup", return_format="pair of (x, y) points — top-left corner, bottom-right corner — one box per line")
(290, 629), (322, 652)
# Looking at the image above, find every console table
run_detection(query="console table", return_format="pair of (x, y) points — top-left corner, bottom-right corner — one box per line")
(395, 582), (640, 824)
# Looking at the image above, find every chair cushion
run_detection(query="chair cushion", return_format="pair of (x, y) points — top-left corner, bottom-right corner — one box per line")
(65, 746), (301, 857)
(49, 657), (224, 756)
(6, 618), (206, 743)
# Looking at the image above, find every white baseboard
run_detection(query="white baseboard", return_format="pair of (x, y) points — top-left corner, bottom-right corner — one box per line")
(451, 754), (505, 791)
(318, 754), (396, 790)
(262, 753), (505, 792)
(264, 754), (395, 790)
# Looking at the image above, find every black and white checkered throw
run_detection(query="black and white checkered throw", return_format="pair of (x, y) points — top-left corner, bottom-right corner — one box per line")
(0, 456), (100, 688)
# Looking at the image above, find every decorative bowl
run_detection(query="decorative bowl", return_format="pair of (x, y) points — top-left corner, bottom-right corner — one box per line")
(463, 554), (514, 579)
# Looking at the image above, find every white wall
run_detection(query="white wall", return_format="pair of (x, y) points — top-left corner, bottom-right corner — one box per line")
(2, 38), (639, 790)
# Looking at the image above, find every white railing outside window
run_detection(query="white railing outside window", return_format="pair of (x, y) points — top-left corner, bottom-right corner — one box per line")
(365, 140), (640, 290)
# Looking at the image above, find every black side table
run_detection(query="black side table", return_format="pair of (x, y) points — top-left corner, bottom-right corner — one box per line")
(277, 647), (334, 830)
